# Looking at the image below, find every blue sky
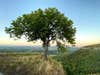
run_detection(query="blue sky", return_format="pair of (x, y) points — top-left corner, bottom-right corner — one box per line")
(0, 0), (100, 46)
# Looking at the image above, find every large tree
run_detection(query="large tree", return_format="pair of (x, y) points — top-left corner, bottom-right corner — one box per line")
(5, 8), (76, 60)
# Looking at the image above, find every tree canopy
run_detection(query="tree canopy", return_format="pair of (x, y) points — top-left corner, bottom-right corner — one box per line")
(5, 8), (76, 60)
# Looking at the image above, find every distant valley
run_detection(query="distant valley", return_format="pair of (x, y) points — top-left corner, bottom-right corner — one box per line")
(0, 45), (79, 54)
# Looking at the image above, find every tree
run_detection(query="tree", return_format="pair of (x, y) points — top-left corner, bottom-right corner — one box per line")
(57, 41), (67, 53)
(5, 8), (76, 60)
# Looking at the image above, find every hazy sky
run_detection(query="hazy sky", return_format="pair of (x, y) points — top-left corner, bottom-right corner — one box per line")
(0, 0), (100, 46)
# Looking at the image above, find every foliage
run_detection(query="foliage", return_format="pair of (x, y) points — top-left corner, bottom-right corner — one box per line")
(5, 8), (76, 60)
(57, 41), (67, 53)
(54, 48), (100, 75)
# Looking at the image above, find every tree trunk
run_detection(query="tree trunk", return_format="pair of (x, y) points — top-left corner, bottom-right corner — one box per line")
(44, 44), (48, 60)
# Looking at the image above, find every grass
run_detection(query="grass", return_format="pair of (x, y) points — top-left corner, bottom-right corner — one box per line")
(0, 45), (100, 75)
(0, 52), (65, 75)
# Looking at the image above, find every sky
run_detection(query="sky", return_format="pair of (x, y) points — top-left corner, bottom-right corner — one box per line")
(0, 0), (100, 46)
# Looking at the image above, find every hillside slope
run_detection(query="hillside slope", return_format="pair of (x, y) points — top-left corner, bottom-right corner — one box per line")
(64, 48), (100, 75)
(52, 44), (100, 75)
(82, 44), (100, 49)
(0, 53), (65, 75)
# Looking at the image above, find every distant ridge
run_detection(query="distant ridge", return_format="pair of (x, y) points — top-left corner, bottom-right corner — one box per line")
(82, 43), (100, 48)
(80, 43), (100, 51)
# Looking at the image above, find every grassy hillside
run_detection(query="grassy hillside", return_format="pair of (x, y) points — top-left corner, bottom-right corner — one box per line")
(68, 49), (100, 74)
(0, 52), (65, 75)
(56, 48), (100, 75)
(0, 44), (100, 75)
